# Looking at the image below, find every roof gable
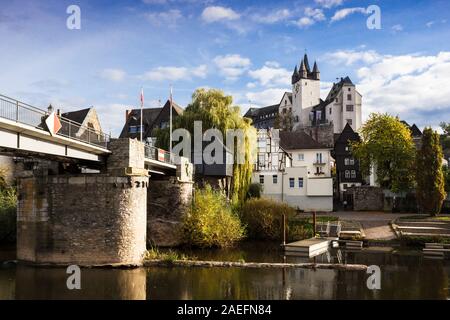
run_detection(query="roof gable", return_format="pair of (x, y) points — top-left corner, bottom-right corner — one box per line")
(62, 108), (91, 125)
(279, 131), (329, 150)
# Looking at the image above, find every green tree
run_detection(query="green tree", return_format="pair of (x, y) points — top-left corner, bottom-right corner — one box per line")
(416, 128), (446, 215)
(439, 122), (450, 155)
(274, 109), (294, 131)
(155, 88), (256, 205)
(351, 113), (416, 193)
(443, 165), (450, 193)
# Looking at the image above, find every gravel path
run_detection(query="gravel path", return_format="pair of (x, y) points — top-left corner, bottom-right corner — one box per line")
(316, 211), (424, 240)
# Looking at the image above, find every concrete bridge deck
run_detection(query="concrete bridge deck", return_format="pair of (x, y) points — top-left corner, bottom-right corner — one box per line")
(0, 93), (176, 172)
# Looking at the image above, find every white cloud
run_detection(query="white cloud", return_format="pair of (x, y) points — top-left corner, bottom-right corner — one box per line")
(323, 49), (382, 65)
(248, 62), (291, 87)
(144, 9), (182, 28)
(251, 9), (291, 24)
(354, 51), (450, 124)
(391, 24), (403, 33)
(140, 65), (207, 81)
(294, 17), (315, 28)
(100, 68), (126, 82)
(245, 88), (287, 107)
(293, 7), (325, 28)
(426, 21), (435, 28)
(213, 54), (251, 80)
(331, 7), (366, 22)
(305, 7), (325, 21)
(191, 64), (208, 78)
(320, 81), (334, 99)
(201, 6), (240, 23)
(315, 0), (344, 8)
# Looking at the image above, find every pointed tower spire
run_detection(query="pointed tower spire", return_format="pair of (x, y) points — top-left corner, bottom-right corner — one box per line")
(303, 53), (311, 74)
(299, 59), (307, 78)
(291, 65), (299, 84)
(312, 61), (320, 80)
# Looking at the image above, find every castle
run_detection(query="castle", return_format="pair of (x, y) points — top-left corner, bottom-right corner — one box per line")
(245, 54), (363, 134)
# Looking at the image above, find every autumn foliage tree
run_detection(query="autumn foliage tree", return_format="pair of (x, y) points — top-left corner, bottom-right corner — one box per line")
(155, 88), (256, 205)
(416, 128), (446, 215)
(351, 113), (416, 193)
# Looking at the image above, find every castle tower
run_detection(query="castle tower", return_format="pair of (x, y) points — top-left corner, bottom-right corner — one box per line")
(292, 54), (321, 129)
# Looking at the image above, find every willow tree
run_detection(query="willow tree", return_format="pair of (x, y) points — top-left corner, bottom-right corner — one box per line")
(416, 128), (446, 215)
(155, 88), (256, 206)
(351, 113), (416, 193)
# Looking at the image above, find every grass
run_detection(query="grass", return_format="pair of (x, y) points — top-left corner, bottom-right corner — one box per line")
(400, 235), (450, 247)
(434, 216), (450, 221)
(144, 247), (195, 263)
(397, 214), (450, 221)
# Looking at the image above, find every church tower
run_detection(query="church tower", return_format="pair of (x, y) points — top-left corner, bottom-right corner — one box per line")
(291, 54), (321, 129)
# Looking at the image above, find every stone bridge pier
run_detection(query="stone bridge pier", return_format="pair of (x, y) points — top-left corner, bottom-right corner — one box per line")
(17, 139), (149, 267)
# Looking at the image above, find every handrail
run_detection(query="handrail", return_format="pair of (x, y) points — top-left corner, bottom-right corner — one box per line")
(144, 145), (175, 164)
(0, 94), (110, 148)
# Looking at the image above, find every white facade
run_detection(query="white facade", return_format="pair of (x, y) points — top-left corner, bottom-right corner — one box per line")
(324, 82), (362, 133)
(252, 129), (333, 212)
(292, 78), (321, 128)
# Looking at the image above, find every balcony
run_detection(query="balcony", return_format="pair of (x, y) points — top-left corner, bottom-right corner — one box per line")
(313, 161), (326, 166)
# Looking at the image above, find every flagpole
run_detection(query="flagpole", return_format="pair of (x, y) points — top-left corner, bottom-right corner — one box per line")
(169, 84), (173, 155)
(140, 87), (144, 142)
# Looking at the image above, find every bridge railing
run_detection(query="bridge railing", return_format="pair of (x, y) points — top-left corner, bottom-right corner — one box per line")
(0, 94), (110, 148)
(144, 145), (174, 165)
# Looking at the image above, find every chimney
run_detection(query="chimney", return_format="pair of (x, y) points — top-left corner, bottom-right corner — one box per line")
(57, 109), (61, 116)
(47, 104), (54, 114)
(125, 109), (131, 121)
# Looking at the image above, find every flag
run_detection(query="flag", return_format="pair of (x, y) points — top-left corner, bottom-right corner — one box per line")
(140, 87), (144, 141)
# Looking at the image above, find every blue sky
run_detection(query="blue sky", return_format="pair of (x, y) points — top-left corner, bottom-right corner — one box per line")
(0, 0), (449, 136)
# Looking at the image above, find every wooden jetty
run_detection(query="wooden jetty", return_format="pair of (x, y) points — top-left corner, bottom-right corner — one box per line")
(423, 243), (450, 259)
(284, 238), (332, 257)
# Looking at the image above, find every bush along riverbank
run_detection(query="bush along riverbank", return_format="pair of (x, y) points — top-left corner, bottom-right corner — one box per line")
(180, 186), (339, 249)
(0, 170), (16, 244)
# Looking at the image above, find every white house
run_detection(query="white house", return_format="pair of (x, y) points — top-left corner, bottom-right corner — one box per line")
(252, 129), (333, 212)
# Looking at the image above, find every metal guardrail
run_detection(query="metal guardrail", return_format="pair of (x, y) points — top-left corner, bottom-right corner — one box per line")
(0, 94), (110, 148)
(144, 145), (174, 165)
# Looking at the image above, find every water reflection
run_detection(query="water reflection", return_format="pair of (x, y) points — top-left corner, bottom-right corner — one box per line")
(0, 265), (146, 300)
(1, 243), (450, 299)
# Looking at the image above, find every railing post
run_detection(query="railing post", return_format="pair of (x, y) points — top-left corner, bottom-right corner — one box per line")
(15, 100), (19, 122)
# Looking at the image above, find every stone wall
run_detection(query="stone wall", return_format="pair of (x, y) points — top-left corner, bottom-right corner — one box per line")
(17, 174), (148, 266)
(107, 138), (146, 176)
(147, 177), (193, 247)
(346, 186), (384, 211)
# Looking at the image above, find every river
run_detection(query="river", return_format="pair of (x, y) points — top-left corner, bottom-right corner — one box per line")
(1, 242), (449, 299)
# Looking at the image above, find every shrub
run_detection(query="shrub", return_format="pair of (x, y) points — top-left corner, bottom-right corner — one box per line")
(241, 198), (297, 240)
(183, 185), (245, 248)
(246, 183), (262, 199)
(0, 186), (17, 243)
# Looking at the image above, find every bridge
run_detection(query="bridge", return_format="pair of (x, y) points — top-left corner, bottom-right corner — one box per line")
(0, 93), (194, 268)
(0, 93), (176, 173)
